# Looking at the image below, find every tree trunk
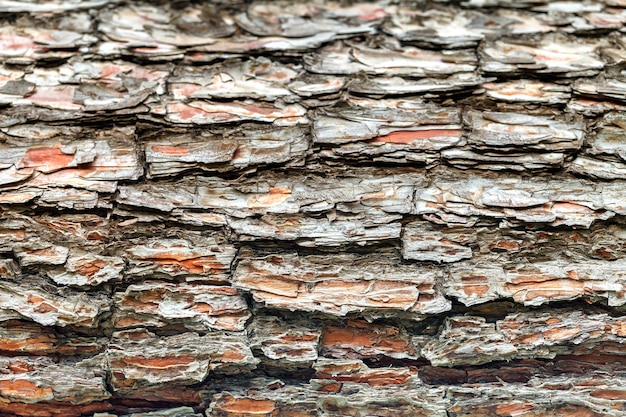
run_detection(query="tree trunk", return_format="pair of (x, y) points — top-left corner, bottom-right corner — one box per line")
(1, 0), (626, 416)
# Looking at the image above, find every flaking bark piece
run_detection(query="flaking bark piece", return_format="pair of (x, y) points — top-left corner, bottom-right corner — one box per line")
(169, 58), (299, 102)
(445, 110), (583, 171)
(118, 167), (420, 219)
(184, 34), (340, 61)
(123, 407), (203, 417)
(233, 250), (450, 318)
(405, 221), (626, 266)
(228, 214), (402, 247)
(532, 2), (605, 13)
(121, 232), (236, 283)
(383, 7), (510, 49)
(288, 73), (346, 98)
(422, 308), (626, 367)
(569, 156), (626, 179)
(587, 112), (626, 159)
(402, 222), (473, 263)
(234, 1), (384, 38)
(0, 277), (111, 328)
(113, 281), (251, 331)
(314, 358), (418, 386)
(0, 259), (19, 280)
(97, 2), (377, 60)
(447, 379), (626, 417)
(481, 34), (605, 77)
(107, 329), (258, 394)
(304, 40), (477, 76)
(464, 111), (584, 151)
(0, 355), (110, 405)
(0, 320), (105, 356)
(348, 73), (488, 97)
(313, 98), (463, 160)
(0, 0), (119, 13)
(482, 80), (571, 104)
(443, 148), (567, 171)
(143, 124), (309, 178)
(574, 76), (626, 104)
(569, 112), (626, 179)
(316, 383), (448, 417)
(459, 0), (544, 7)
(46, 250), (124, 287)
(321, 319), (419, 360)
(0, 213), (111, 275)
(97, 4), (234, 59)
(205, 377), (448, 417)
(0, 26), (96, 65)
(446, 257), (626, 307)
(416, 175), (622, 228)
(0, 60), (167, 123)
(0, 125), (141, 208)
(162, 100), (307, 126)
(248, 316), (321, 368)
(567, 97), (626, 116)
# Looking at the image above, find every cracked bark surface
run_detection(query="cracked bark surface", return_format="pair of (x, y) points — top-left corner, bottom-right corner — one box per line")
(2, 0), (626, 416)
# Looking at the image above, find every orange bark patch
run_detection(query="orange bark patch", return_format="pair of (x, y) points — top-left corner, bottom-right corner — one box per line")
(8, 360), (35, 373)
(317, 367), (413, 386)
(0, 335), (56, 353)
(20, 146), (75, 171)
(506, 279), (585, 302)
(150, 145), (190, 156)
(374, 129), (461, 144)
(98, 64), (122, 79)
(591, 389), (626, 400)
(322, 323), (415, 356)
(609, 321), (626, 337)
(461, 275), (490, 297)
(496, 402), (535, 415)
(489, 240), (521, 252)
(169, 103), (209, 121)
(0, 401), (113, 417)
(236, 274), (299, 297)
(151, 257), (225, 274)
(281, 334), (320, 343)
(219, 349), (246, 362)
(34, 303), (58, 314)
(317, 382), (342, 393)
(542, 326), (582, 342)
(0, 379), (53, 400)
(248, 187), (292, 208)
(76, 259), (107, 277)
(124, 355), (195, 369)
(216, 395), (276, 414)
(113, 317), (145, 327)
(358, 7), (387, 21)
(27, 294), (45, 304)
(489, 85), (544, 98)
(192, 302), (213, 313)
(26, 247), (59, 258)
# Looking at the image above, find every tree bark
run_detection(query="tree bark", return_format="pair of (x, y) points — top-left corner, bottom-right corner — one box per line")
(1, 0), (626, 416)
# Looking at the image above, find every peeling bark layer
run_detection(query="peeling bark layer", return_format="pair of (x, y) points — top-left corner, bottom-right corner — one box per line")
(2, 0), (626, 416)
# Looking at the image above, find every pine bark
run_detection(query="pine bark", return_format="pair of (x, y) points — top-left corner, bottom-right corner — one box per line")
(1, 0), (626, 416)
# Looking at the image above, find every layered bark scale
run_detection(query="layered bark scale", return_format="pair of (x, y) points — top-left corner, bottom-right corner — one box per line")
(1, 0), (626, 416)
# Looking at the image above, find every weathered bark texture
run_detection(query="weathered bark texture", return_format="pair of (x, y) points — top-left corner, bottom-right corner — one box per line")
(2, 0), (626, 416)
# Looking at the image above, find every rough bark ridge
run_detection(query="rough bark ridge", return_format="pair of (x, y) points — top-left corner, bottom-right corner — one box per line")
(1, 0), (626, 416)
